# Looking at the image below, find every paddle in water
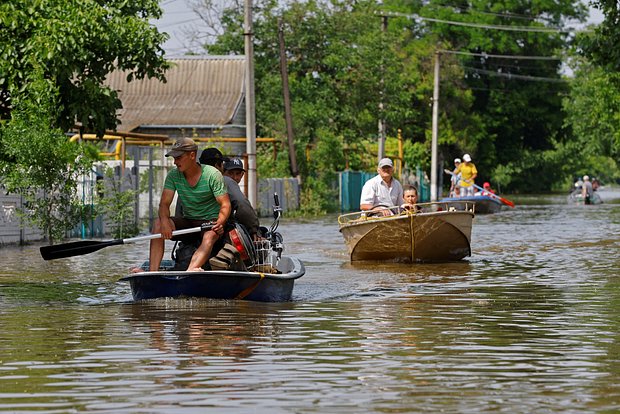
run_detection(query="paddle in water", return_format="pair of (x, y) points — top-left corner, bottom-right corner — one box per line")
(40, 222), (214, 261)
(443, 169), (515, 208)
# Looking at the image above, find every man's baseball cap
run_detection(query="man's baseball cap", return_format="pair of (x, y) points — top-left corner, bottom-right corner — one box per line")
(224, 158), (246, 171)
(165, 138), (198, 157)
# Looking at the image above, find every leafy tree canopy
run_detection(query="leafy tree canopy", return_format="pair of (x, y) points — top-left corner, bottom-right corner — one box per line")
(581, 0), (620, 71)
(0, 0), (170, 134)
(0, 74), (97, 243)
(199, 0), (615, 196)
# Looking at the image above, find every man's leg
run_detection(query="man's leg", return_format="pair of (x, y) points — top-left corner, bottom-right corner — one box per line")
(187, 230), (220, 271)
(149, 218), (175, 271)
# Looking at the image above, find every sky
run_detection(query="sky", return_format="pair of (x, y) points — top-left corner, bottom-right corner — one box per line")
(156, 0), (204, 56)
(154, 0), (606, 56)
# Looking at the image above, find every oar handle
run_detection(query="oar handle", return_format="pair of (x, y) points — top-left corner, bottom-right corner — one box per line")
(121, 222), (214, 244)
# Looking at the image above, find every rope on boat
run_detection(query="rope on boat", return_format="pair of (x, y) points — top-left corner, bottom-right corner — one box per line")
(235, 272), (266, 299)
(409, 213), (415, 262)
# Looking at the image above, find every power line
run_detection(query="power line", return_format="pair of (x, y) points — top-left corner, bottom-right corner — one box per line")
(377, 10), (591, 34)
(426, 3), (541, 22)
(439, 49), (561, 61)
(462, 66), (568, 83)
(159, 17), (203, 29)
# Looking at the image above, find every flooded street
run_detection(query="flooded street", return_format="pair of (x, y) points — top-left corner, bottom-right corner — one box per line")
(1, 189), (620, 413)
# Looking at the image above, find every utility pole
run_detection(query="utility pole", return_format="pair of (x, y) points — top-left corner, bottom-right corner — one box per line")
(244, 0), (257, 207)
(430, 50), (440, 202)
(377, 15), (388, 161)
(278, 18), (300, 183)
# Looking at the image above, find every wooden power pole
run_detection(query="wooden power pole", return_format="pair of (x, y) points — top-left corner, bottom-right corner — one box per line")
(278, 18), (300, 182)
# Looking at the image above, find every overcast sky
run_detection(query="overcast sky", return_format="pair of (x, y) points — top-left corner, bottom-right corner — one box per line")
(154, 0), (606, 56)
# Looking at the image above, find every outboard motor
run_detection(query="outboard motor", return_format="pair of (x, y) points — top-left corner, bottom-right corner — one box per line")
(266, 193), (284, 260)
(251, 193), (285, 273)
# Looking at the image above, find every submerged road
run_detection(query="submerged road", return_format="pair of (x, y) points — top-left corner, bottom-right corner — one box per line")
(0, 188), (619, 412)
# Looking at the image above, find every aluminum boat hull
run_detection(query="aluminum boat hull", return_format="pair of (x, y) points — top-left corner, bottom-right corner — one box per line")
(338, 202), (474, 263)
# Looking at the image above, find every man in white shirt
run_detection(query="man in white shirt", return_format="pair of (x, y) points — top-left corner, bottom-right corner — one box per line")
(359, 158), (404, 215)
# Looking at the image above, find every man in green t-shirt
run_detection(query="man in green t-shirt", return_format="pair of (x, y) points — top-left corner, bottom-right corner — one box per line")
(146, 138), (231, 272)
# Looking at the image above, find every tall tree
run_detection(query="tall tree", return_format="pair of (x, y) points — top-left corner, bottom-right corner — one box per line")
(561, 57), (620, 183)
(582, 0), (620, 72)
(0, 0), (170, 135)
(0, 75), (96, 244)
(0, 0), (170, 240)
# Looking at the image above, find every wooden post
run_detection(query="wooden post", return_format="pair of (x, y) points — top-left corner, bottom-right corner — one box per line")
(398, 129), (403, 178)
(431, 51), (440, 202)
(278, 18), (300, 183)
(378, 15), (388, 161)
(244, 0), (257, 207)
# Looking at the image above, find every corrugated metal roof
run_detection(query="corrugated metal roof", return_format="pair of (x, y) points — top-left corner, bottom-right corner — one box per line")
(105, 56), (246, 132)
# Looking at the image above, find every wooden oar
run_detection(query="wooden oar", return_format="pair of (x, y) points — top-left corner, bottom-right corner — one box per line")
(40, 223), (213, 261)
(443, 169), (515, 208)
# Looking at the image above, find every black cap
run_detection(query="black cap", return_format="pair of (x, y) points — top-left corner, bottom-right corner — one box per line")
(199, 147), (225, 166)
(224, 158), (245, 171)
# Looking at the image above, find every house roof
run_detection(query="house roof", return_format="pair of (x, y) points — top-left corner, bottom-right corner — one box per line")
(105, 56), (246, 132)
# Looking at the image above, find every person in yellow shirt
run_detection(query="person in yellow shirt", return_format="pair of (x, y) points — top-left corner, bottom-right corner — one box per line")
(455, 153), (477, 197)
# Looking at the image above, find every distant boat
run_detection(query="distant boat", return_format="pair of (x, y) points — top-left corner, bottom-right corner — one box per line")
(567, 189), (603, 205)
(338, 201), (474, 263)
(439, 195), (502, 214)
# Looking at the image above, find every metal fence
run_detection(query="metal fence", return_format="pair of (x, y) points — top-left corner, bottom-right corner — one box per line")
(0, 191), (42, 245)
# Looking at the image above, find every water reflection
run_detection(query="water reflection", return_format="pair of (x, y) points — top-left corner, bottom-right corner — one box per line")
(120, 300), (291, 361)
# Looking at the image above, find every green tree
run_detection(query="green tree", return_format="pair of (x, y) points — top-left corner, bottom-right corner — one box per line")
(581, 0), (620, 72)
(0, 0), (170, 135)
(561, 58), (620, 184)
(200, 0), (588, 197)
(96, 167), (140, 239)
(206, 0), (425, 203)
(0, 76), (96, 244)
(399, 0), (587, 191)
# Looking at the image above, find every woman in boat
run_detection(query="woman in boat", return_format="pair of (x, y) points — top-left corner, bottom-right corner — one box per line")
(455, 153), (478, 197)
(475, 182), (495, 196)
(449, 158), (462, 197)
(400, 185), (422, 213)
(359, 158), (404, 216)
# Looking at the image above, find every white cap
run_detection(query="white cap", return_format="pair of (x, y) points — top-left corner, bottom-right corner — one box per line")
(463, 154), (472, 162)
(378, 158), (393, 168)
(583, 175), (589, 181)
(454, 158), (461, 163)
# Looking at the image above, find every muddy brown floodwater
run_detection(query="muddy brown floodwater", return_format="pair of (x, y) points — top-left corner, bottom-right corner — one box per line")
(0, 188), (619, 413)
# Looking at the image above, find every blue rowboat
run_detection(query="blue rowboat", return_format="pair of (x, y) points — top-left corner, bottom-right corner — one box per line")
(439, 195), (503, 214)
(120, 256), (305, 302)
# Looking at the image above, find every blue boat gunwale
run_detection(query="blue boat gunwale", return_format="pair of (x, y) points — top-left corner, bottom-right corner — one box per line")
(120, 257), (305, 282)
(439, 195), (502, 204)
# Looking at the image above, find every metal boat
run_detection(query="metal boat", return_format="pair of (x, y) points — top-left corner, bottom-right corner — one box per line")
(338, 201), (474, 263)
(121, 255), (305, 302)
(439, 195), (502, 214)
(121, 194), (305, 302)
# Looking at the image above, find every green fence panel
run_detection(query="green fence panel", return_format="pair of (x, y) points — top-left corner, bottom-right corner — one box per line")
(339, 171), (375, 212)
